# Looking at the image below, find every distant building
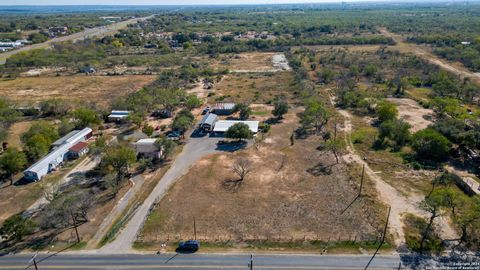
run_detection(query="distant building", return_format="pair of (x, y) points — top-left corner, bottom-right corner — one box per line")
(24, 127), (92, 181)
(199, 113), (218, 132)
(108, 110), (130, 122)
(213, 120), (259, 134)
(48, 26), (68, 37)
(461, 41), (471, 45)
(132, 138), (162, 159)
(213, 103), (235, 115)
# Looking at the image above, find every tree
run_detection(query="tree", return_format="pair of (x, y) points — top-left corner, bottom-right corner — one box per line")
(24, 134), (50, 161)
(272, 100), (288, 119)
(0, 214), (35, 241)
(101, 145), (136, 194)
(185, 95), (202, 110)
(39, 190), (91, 230)
(172, 109), (194, 135)
(411, 128), (452, 162)
(233, 103), (252, 120)
(376, 101), (398, 123)
(431, 97), (468, 119)
(300, 99), (331, 134)
(142, 124), (154, 137)
(378, 119), (411, 151)
(72, 107), (100, 128)
(232, 158), (252, 182)
(39, 99), (72, 117)
(155, 137), (177, 159)
(225, 123), (253, 141)
(419, 192), (444, 251)
(0, 148), (27, 185)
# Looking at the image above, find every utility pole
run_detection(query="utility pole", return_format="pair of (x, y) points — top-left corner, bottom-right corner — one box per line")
(193, 217), (197, 241)
(71, 212), (80, 243)
(33, 259), (39, 270)
(248, 254), (253, 270)
(359, 164), (365, 196)
(28, 252), (39, 270)
(364, 207), (391, 270)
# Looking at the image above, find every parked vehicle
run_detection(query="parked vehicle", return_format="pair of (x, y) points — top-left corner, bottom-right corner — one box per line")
(202, 107), (211, 115)
(177, 240), (200, 252)
(167, 131), (181, 140)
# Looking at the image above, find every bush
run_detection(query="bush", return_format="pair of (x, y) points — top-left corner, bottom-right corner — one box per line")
(411, 128), (451, 162)
(376, 101), (398, 123)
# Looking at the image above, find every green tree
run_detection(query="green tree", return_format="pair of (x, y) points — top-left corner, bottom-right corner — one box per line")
(431, 97), (468, 119)
(0, 148), (27, 185)
(225, 123), (253, 141)
(142, 124), (154, 137)
(101, 145), (136, 195)
(234, 103), (252, 120)
(0, 214), (35, 241)
(172, 109), (194, 134)
(300, 99), (331, 134)
(185, 95), (202, 110)
(411, 129), (452, 162)
(155, 137), (177, 159)
(378, 119), (411, 151)
(272, 100), (288, 119)
(72, 107), (100, 129)
(376, 101), (398, 123)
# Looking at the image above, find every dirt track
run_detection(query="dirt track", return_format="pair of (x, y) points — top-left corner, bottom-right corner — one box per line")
(379, 28), (480, 85)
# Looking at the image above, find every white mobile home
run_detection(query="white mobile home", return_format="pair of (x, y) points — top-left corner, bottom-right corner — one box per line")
(213, 120), (259, 134)
(132, 138), (163, 159)
(24, 127), (93, 181)
(108, 110), (130, 122)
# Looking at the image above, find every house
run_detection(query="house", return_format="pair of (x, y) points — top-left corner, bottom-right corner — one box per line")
(48, 26), (68, 37)
(132, 138), (162, 159)
(24, 127), (93, 181)
(213, 103), (235, 115)
(68, 141), (89, 159)
(52, 128), (92, 148)
(108, 110), (130, 122)
(198, 113), (218, 132)
(213, 120), (259, 134)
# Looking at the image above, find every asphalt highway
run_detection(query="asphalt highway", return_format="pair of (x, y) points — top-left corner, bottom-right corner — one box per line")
(0, 253), (403, 270)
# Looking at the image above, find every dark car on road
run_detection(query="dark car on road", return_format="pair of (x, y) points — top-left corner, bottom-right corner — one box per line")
(177, 240), (200, 252)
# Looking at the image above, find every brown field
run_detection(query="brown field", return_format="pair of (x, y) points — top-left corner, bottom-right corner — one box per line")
(0, 75), (156, 107)
(136, 109), (387, 252)
(6, 120), (35, 149)
(208, 72), (295, 104)
(211, 52), (277, 72)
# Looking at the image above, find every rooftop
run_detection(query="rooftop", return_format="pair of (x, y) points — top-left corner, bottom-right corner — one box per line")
(213, 120), (259, 133)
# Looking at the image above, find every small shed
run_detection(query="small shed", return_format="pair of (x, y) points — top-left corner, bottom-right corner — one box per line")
(108, 110), (130, 122)
(133, 138), (163, 159)
(213, 103), (235, 115)
(68, 141), (89, 159)
(199, 113), (218, 131)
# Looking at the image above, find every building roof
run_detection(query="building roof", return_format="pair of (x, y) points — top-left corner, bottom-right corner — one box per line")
(199, 113), (218, 126)
(214, 103), (235, 110)
(69, 141), (89, 153)
(24, 127), (92, 175)
(213, 120), (259, 133)
(52, 130), (80, 146)
(134, 138), (158, 145)
(109, 110), (130, 118)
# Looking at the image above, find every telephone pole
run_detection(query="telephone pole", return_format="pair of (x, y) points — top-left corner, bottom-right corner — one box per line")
(248, 254), (253, 270)
(364, 207), (391, 270)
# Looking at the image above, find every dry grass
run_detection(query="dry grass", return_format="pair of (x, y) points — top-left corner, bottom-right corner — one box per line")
(6, 120), (35, 149)
(211, 52), (277, 72)
(0, 75), (156, 108)
(136, 110), (386, 252)
(208, 72), (294, 104)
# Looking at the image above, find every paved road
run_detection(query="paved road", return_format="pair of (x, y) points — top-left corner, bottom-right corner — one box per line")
(100, 134), (232, 253)
(0, 15), (154, 64)
(0, 253), (403, 270)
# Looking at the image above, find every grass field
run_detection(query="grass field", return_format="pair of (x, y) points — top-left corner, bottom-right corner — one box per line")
(0, 75), (156, 107)
(208, 72), (294, 104)
(135, 108), (387, 252)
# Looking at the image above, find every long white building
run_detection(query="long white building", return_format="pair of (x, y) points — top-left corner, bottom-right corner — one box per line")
(24, 127), (92, 181)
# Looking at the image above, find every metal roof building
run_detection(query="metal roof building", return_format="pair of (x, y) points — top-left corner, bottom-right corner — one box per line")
(24, 127), (92, 181)
(198, 113), (218, 131)
(108, 110), (130, 122)
(213, 120), (259, 133)
(213, 103), (235, 115)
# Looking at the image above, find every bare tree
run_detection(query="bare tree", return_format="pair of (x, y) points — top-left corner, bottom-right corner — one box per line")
(232, 158), (252, 182)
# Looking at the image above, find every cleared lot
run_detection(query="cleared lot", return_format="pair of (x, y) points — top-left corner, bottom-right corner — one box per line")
(0, 75), (156, 107)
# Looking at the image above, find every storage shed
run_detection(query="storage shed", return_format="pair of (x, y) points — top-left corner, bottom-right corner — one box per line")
(198, 113), (218, 132)
(133, 138), (163, 159)
(213, 103), (235, 115)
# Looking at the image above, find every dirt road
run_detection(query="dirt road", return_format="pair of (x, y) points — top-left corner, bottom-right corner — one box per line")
(0, 15), (154, 65)
(329, 94), (457, 248)
(99, 134), (226, 253)
(379, 28), (480, 84)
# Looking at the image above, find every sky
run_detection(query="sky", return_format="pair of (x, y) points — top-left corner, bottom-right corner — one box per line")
(0, 0), (386, 5)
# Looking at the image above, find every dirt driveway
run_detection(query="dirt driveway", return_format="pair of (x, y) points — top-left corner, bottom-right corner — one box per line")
(387, 98), (434, 132)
